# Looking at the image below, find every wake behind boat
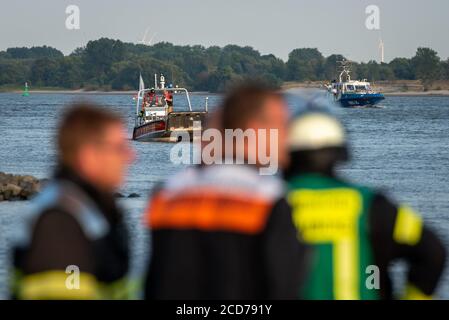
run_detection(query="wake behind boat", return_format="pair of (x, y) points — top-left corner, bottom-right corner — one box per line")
(327, 60), (385, 107)
(132, 74), (208, 142)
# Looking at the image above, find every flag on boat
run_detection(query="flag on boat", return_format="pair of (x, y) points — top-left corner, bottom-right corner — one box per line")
(139, 73), (145, 92)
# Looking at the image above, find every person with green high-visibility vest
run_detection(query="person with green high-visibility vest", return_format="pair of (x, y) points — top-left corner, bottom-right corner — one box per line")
(285, 94), (446, 300)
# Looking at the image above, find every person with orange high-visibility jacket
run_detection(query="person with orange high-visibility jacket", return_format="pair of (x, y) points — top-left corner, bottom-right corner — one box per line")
(143, 83), (309, 299)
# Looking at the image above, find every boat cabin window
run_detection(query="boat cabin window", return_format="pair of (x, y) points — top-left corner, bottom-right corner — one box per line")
(356, 85), (367, 91)
(346, 85), (355, 91)
(143, 91), (171, 109)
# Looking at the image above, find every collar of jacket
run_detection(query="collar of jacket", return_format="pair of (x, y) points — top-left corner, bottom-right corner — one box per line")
(54, 165), (122, 225)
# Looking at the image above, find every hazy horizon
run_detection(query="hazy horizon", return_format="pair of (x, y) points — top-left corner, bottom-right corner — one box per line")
(1, 0), (449, 63)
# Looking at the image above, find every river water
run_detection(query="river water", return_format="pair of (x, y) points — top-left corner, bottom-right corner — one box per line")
(0, 92), (448, 299)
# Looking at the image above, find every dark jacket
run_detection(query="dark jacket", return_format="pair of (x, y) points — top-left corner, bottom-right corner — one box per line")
(12, 167), (130, 299)
(144, 165), (308, 299)
(287, 172), (446, 300)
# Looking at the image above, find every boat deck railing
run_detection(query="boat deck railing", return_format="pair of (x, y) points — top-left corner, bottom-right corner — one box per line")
(135, 87), (209, 126)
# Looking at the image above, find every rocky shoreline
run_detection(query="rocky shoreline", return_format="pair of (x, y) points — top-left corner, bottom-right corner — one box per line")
(0, 172), (42, 202)
(0, 172), (141, 202)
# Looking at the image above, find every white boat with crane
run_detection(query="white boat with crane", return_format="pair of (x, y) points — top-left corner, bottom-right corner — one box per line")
(132, 74), (208, 142)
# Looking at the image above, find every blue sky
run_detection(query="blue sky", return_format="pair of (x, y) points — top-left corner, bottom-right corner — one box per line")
(1, 0), (448, 62)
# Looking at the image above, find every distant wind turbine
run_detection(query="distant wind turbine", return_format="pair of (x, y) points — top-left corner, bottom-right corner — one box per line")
(379, 38), (385, 63)
(139, 26), (157, 45)
(147, 32), (158, 45)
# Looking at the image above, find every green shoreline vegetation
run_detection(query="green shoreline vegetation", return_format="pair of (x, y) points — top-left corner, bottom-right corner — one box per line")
(1, 38), (448, 93)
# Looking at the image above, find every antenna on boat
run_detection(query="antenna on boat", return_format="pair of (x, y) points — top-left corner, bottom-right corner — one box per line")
(337, 59), (352, 82)
(160, 74), (165, 89)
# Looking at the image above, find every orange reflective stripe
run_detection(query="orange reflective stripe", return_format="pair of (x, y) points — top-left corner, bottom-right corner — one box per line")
(146, 192), (272, 234)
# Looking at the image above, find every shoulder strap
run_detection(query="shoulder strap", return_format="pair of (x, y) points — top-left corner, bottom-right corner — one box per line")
(57, 181), (110, 241)
(18, 180), (110, 246)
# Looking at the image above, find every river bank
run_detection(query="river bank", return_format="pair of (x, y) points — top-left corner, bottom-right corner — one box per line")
(3, 80), (449, 96)
(282, 80), (449, 96)
(383, 90), (449, 96)
(3, 89), (449, 97)
(0, 86), (214, 96)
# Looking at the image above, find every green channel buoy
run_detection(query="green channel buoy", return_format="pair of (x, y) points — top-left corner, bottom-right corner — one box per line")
(22, 82), (29, 97)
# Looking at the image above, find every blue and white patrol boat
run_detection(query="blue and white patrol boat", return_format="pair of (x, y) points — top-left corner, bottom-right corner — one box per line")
(328, 60), (385, 107)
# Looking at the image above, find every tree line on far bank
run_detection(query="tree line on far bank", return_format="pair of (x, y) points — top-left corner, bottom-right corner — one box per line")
(1, 38), (448, 92)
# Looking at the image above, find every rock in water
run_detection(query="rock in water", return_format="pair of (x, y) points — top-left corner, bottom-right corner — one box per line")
(6, 183), (22, 197)
(128, 193), (140, 198)
(0, 172), (41, 201)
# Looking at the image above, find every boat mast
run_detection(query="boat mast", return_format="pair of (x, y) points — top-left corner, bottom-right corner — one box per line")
(338, 59), (351, 83)
(160, 74), (165, 89)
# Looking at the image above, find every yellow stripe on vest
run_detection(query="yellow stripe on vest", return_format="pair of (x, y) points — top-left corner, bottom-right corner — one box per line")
(393, 206), (423, 246)
(334, 238), (359, 300)
(403, 284), (433, 300)
(19, 271), (98, 300)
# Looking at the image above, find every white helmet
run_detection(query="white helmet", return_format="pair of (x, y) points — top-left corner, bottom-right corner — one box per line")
(286, 91), (347, 152)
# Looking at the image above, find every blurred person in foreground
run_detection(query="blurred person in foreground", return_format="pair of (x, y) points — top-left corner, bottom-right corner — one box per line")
(144, 83), (308, 299)
(11, 103), (135, 299)
(285, 93), (446, 300)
